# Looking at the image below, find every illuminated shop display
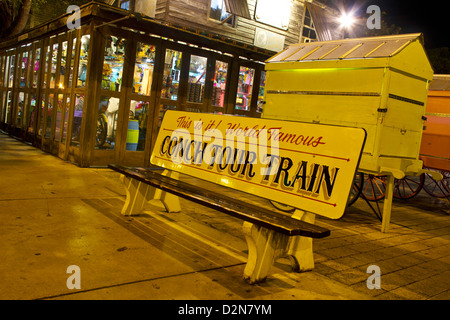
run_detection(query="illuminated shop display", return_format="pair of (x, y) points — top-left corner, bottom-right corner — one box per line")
(101, 36), (125, 92)
(236, 66), (255, 111)
(78, 35), (89, 88)
(133, 43), (155, 96)
(212, 61), (228, 109)
(188, 55), (207, 104)
(0, 3), (269, 167)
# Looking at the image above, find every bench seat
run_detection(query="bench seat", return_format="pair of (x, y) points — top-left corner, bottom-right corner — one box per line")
(108, 164), (330, 283)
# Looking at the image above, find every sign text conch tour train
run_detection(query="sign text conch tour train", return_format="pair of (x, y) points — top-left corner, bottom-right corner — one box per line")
(151, 111), (366, 219)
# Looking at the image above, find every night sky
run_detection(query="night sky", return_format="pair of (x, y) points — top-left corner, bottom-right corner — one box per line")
(370, 0), (448, 48)
(324, 0), (448, 49)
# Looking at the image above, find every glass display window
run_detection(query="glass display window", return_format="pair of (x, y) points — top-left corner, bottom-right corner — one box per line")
(50, 42), (59, 88)
(5, 91), (12, 123)
(43, 45), (50, 88)
(16, 92), (27, 127)
(212, 60), (228, 108)
(71, 94), (84, 147)
(235, 66), (255, 111)
(3, 55), (9, 88)
(101, 36), (126, 92)
(28, 94), (37, 133)
(186, 107), (201, 113)
(54, 93), (64, 141)
(126, 100), (150, 151)
(161, 49), (182, 100)
(61, 95), (70, 144)
(158, 104), (176, 128)
(38, 93), (46, 136)
(8, 55), (15, 88)
(257, 71), (266, 113)
(19, 51), (28, 88)
(68, 38), (76, 88)
(96, 95), (120, 150)
(187, 55), (207, 103)
(59, 41), (68, 89)
(45, 93), (54, 139)
(32, 48), (40, 88)
(134, 42), (156, 96)
(77, 35), (90, 88)
(26, 48), (32, 88)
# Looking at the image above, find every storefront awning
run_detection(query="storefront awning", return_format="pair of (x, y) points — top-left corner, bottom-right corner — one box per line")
(305, 2), (333, 42)
(224, 0), (251, 19)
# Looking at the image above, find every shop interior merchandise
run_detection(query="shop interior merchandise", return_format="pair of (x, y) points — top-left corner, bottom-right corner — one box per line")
(213, 61), (228, 108)
(236, 66), (254, 111)
(187, 55), (207, 103)
(78, 35), (90, 87)
(102, 36), (125, 92)
(134, 43), (156, 96)
(161, 49), (182, 100)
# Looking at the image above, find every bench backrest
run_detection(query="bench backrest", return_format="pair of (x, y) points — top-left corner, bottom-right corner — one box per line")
(151, 110), (366, 220)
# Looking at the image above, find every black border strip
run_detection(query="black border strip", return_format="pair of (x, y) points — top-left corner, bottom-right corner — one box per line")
(388, 93), (425, 106)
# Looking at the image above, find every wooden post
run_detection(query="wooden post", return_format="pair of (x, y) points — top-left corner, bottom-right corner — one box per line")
(381, 174), (395, 233)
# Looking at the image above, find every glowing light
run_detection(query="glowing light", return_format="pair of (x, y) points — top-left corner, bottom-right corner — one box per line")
(339, 12), (355, 29)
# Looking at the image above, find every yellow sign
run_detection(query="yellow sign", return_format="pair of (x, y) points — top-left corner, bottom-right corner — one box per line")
(151, 111), (366, 219)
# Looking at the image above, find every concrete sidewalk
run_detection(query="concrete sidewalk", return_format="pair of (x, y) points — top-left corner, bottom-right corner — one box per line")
(0, 132), (449, 300)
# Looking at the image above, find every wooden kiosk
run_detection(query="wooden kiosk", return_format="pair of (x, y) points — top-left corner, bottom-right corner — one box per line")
(0, 2), (271, 168)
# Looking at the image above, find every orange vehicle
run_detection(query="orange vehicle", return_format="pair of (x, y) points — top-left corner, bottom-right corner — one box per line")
(418, 74), (450, 197)
(359, 75), (450, 201)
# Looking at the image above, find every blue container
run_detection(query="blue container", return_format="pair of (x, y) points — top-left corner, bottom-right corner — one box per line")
(126, 120), (139, 151)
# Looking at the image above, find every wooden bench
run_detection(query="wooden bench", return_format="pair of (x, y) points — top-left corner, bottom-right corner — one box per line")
(108, 163), (330, 284)
(108, 110), (366, 283)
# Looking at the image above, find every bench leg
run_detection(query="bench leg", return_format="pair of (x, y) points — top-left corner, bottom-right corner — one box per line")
(287, 210), (315, 272)
(242, 221), (290, 284)
(120, 170), (181, 215)
(120, 175), (155, 216)
(159, 170), (181, 213)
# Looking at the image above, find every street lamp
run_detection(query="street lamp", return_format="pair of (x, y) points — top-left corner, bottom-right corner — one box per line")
(339, 12), (355, 38)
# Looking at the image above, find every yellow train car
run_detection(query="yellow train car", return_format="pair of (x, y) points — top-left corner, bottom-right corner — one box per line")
(262, 34), (437, 231)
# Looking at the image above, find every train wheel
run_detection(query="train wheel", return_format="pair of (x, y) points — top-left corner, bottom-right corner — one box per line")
(361, 174), (386, 201)
(393, 174), (425, 200)
(347, 172), (364, 207)
(423, 169), (450, 198)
